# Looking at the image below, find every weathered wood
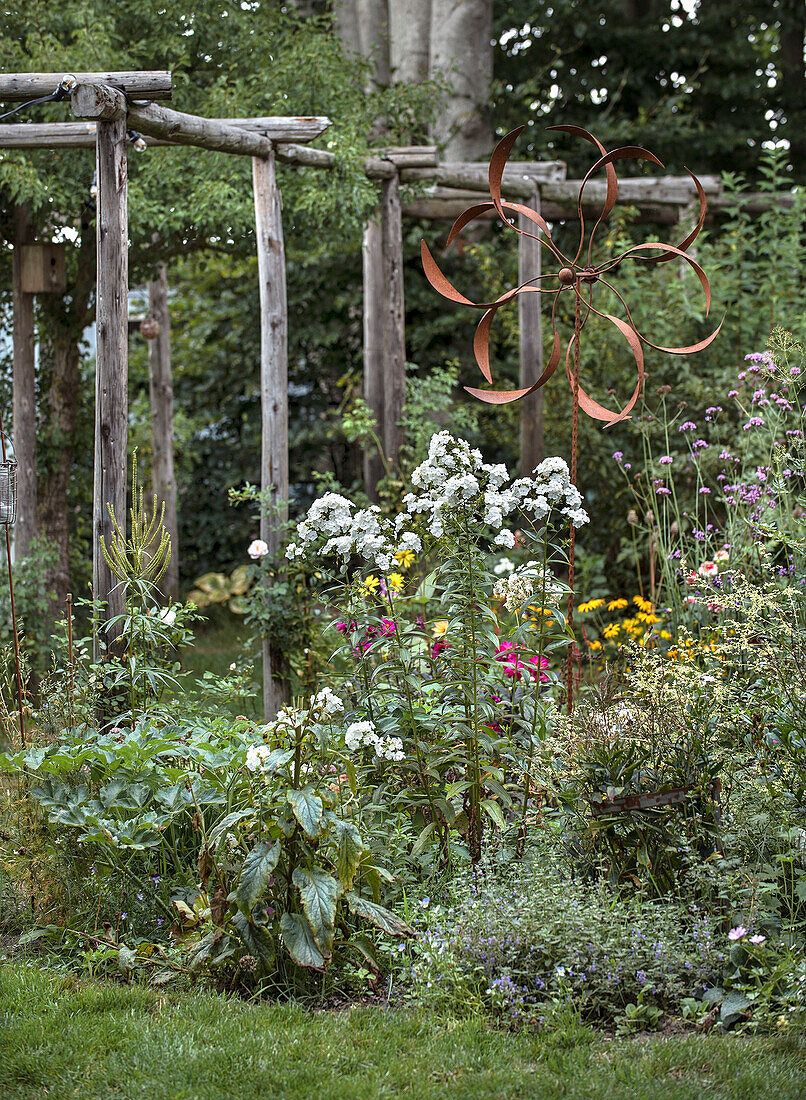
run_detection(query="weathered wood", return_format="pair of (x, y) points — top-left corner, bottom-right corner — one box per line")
(0, 71), (172, 101)
(519, 184), (544, 475)
(147, 262), (179, 601)
(539, 176), (721, 207)
(20, 243), (66, 293)
(381, 175), (406, 465)
(403, 194), (685, 224)
(0, 118), (330, 150)
(275, 143), (336, 169)
(446, 159), (567, 183)
(253, 152), (290, 718)
(220, 117), (330, 142)
(94, 116), (129, 657)
(382, 145), (438, 168)
(11, 204), (37, 560)
(128, 99), (278, 157)
(362, 216), (385, 500)
(70, 84), (127, 121)
(401, 165), (535, 199)
(0, 122), (99, 148)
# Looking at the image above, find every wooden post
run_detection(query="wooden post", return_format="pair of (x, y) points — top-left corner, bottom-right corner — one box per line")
(381, 173), (406, 465)
(362, 216), (385, 499)
(94, 109), (129, 656)
(147, 261), (179, 601)
(253, 150), (290, 719)
(11, 204), (37, 559)
(519, 183), (544, 474)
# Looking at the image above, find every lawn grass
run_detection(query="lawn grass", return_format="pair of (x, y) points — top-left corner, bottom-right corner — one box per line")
(1, 962), (804, 1099)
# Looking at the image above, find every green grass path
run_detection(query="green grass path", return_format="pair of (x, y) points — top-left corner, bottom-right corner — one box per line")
(1, 962), (804, 1099)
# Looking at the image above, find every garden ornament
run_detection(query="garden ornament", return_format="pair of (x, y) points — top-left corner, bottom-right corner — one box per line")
(421, 125), (722, 710)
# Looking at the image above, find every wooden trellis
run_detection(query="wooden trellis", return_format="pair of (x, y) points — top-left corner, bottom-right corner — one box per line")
(2, 71), (797, 718)
(0, 70), (331, 718)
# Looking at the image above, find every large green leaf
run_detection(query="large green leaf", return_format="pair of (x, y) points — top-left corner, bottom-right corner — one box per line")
(286, 787), (323, 838)
(345, 893), (414, 938)
(292, 866), (342, 957)
(234, 839), (280, 916)
(331, 819), (363, 889)
(280, 912), (325, 970)
(232, 912), (275, 972)
(207, 808), (254, 851)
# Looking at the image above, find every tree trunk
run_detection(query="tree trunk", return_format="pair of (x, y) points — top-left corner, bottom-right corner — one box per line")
(429, 0), (493, 160)
(779, 0), (806, 171)
(333, 0), (362, 57)
(148, 262), (179, 601)
(11, 204), (37, 559)
(356, 0), (391, 86)
(362, 215), (386, 499)
(39, 335), (80, 615)
(389, 0), (430, 84)
(37, 219), (96, 620)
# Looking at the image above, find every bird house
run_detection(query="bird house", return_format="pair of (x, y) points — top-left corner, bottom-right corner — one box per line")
(0, 460), (17, 526)
(20, 243), (67, 294)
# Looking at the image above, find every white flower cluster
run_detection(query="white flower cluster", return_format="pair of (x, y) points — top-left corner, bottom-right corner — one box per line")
(286, 492), (421, 573)
(344, 720), (405, 762)
(309, 686), (344, 721)
(511, 457), (589, 528)
(404, 433), (590, 539)
(245, 743), (272, 773)
(404, 431), (520, 539)
(493, 561), (564, 613)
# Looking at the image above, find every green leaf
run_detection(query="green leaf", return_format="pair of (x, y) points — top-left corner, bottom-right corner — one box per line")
(411, 821), (436, 858)
(280, 912), (326, 970)
(234, 839), (281, 916)
(292, 866), (342, 956)
(349, 933), (381, 973)
(117, 944), (137, 976)
(480, 798), (507, 830)
(287, 787), (323, 838)
(345, 893), (414, 938)
(232, 912), (275, 972)
(331, 819), (363, 889)
(208, 808), (254, 850)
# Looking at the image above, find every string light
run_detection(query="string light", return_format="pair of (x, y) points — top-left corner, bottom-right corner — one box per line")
(0, 75), (77, 122)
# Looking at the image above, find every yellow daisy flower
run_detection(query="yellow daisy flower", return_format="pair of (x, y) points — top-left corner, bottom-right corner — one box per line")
(577, 598), (605, 613)
(588, 640), (603, 651)
(603, 623), (621, 639)
(607, 598), (629, 611)
(395, 548), (416, 569)
(387, 572), (405, 593)
(633, 595), (653, 613)
(363, 575), (380, 593)
(432, 620), (449, 638)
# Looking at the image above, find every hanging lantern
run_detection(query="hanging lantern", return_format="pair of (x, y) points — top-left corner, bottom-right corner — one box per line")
(139, 314), (161, 340)
(0, 459), (17, 526)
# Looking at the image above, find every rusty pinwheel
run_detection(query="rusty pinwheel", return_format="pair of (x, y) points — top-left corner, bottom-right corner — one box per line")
(421, 124), (722, 420)
(421, 124), (722, 709)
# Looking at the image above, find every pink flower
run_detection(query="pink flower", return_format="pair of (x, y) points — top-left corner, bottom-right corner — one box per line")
(380, 618), (396, 636)
(248, 539), (269, 560)
(728, 925), (747, 941)
(749, 934), (766, 945)
(697, 561), (718, 577)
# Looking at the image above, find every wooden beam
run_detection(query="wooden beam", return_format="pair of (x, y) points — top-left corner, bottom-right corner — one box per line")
(362, 216), (385, 500)
(72, 83), (126, 122)
(519, 184), (544, 475)
(381, 175), (406, 465)
(253, 151), (290, 718)
(11, 204), (37, 559)
(445, 160), (567, 183)
(93, 114), (129, 657)
(382, 145), (439, 168)
(0, 118), (331, 150)
(400, 165), (535, 199)
(147, 262), (179, 602)
(0, 71), (172, 101)
(220, 117), (330, 142)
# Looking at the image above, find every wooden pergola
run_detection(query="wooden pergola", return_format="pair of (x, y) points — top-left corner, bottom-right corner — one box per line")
(2, 71), (796, 718)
